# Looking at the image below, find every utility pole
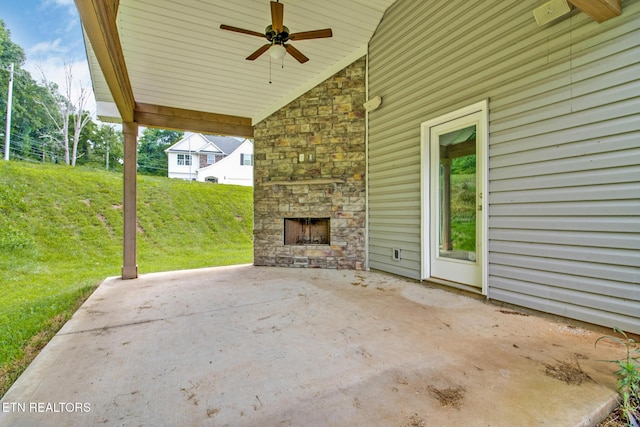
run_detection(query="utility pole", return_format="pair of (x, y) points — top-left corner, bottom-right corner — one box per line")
(106, 125), (111, 170)
(4, 63), (14, 161)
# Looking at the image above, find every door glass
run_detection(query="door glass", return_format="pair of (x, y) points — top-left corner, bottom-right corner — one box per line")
(438, 125), (476, 262)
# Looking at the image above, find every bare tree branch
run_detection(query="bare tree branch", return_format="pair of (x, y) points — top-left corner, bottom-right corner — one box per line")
(37, 64), (94, 166)
(37, 65), (72, 163)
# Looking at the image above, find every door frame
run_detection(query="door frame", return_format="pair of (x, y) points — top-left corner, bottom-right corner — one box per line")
(420, 100), (488, 295)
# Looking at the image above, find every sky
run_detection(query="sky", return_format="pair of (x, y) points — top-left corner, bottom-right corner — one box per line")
(0, 0), (95, 113)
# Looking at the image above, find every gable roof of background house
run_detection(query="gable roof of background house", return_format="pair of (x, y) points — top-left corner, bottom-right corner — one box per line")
(165, 134), (213, 154)
(204, 135), (246, 156)
(166, 134), (247, 156)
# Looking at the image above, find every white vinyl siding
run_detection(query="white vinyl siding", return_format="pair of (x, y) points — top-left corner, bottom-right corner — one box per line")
(195, 140), (254, 186)
(368, 0), (640, 332)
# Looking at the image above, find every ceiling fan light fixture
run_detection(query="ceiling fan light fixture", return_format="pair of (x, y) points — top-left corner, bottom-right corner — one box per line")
(220, 1), (332, 64)
(269, 43), (286, 60)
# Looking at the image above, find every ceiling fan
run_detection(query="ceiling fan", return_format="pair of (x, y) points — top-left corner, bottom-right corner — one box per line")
(220, 0), (333, 64)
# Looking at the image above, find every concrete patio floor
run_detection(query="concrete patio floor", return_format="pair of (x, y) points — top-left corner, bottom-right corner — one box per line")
(0, 265), (625, 426)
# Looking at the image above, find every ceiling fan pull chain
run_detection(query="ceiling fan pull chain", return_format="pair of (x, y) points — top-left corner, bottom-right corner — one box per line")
(269, 55), (273, 84)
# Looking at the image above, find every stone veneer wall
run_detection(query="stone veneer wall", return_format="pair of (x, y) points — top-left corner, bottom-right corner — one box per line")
(253, 57), (366, 270)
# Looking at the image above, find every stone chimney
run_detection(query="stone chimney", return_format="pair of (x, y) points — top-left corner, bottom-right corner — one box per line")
(253, 57), (366, 270)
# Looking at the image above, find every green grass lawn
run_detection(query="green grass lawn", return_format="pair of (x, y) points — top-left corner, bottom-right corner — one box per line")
(0, 161), (253, 396)
(449, 173), (476, 252)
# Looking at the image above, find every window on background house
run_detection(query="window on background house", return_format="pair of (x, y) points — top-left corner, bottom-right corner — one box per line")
(177, 154), (191, 166)
(241, 153), (254, 166)
(207, 154), (216, 165)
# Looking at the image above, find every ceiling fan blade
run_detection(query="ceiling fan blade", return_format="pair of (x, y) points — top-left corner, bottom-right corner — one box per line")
(247, 44), (271, 60)
(271, 1), (284, 33)
(289, 29), (333, 41)
(220, 24), (265, 38)
(285, 44), (309, 63)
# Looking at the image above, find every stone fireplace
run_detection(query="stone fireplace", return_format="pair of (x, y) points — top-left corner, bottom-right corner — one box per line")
(253, 57), (366, 270)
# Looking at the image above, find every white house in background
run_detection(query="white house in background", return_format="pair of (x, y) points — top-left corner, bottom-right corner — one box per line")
(196, 139), (254, 186)
(165, 134), (253, 186)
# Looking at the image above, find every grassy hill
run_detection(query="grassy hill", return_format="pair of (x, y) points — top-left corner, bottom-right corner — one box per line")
(0, 161), (253, 396)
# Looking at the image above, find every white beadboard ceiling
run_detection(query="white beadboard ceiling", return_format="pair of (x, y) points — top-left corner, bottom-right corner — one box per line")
(87, 0), (396, 125)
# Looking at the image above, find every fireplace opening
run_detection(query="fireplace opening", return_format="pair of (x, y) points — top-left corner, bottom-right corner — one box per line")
(284, 218), (330, 245)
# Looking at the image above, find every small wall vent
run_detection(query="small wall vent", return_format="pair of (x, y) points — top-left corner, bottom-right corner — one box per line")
(392, 248), (402, 261)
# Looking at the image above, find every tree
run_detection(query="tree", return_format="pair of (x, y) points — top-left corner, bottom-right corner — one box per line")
(37, 64), (93, 166)
(73, 115), (98, 166)
(100, 124), (124, 171)
(70, 76), (93, 167)
(0, 20), (61, 163)
(137, 128), (183, 176)
(451, 155), (476, 175)
(37, 78), (70, 163)
(80, 123), (123, 171)
(1, 21), (122, 168)
(0, 20), (25, 67)
(5, 76), (61, 162)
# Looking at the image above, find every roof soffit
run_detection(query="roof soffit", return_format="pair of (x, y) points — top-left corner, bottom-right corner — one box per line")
(84, 0), (397, 128)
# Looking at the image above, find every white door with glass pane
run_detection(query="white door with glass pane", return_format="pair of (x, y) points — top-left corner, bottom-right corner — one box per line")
(421, 101), (486, 290)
